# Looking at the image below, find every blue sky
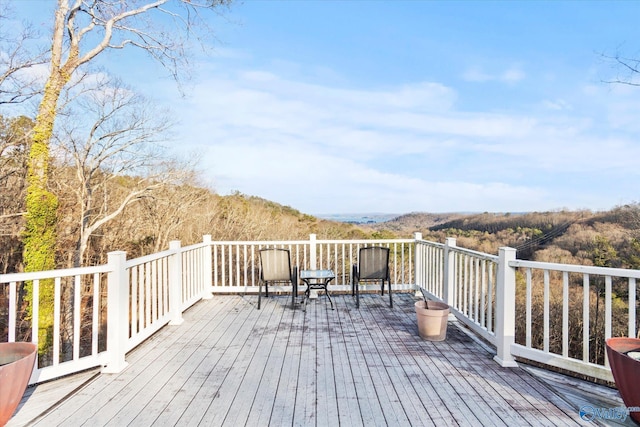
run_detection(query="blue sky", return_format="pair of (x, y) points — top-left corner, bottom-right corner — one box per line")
(8, 1), (640, 215)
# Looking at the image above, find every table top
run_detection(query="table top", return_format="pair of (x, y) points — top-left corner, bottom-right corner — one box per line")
(300, 269), (335, 279)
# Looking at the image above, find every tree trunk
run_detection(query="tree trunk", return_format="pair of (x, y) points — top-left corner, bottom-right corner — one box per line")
(23, 77), (66, 355)
(22, 2), (75, 355)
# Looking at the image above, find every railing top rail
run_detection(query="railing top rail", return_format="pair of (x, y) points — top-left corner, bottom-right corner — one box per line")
(315, 238), (415, 244)
(126, 248), (176, 268)
(450, 245), (500, 262)
(207, 238), (417, 246)
(416, 239), (445, 248)
(511, 259), (640, 278)
(0, 264), (111, 283)
(208, 240), (314, 246)
(180, 241), (211, 252)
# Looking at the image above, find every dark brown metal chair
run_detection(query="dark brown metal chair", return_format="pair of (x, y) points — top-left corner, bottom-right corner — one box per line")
(258, 248), (298, 309)
(351, 246), (391, 309)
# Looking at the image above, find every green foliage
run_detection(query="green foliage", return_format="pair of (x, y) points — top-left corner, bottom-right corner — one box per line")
(370, 229), (397, 240)
(24, 99), (60, 354)
(622, 238), (640, 269)
(590, 235), (617, 268)
(23, 182), (58, 353)
(299, 214), (316, 223)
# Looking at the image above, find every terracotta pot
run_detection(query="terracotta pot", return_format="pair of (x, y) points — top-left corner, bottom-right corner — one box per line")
(0, 342), (37, 426)
(415, 300), (450, 341)
(606, 337), (640, 424)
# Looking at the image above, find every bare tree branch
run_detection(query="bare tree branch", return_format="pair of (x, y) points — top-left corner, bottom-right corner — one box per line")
(601, 51), (640, 86)
(0, 3), (48, 104)
(51, 0), (232, 85)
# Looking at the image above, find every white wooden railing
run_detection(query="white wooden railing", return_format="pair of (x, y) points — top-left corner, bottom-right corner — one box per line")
(417, 237), (639, 382)
(210, 234), (415, 294)
(0, 237), (213, 383)
(416, 237), (505, 361)
(508, 259), (640, 382)
(1, 264), (112, 382)
(2, 233), (638, 385)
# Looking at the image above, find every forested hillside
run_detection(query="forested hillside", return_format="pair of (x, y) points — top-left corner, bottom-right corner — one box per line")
(368, 205), (640, 270)
(4, 114), (640, 274)
(0, 115), (372, 273)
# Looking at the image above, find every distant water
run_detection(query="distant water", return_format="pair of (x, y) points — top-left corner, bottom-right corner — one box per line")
(316, 213), (399, 224)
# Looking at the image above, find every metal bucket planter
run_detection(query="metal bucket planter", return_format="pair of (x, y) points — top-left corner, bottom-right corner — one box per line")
(0, 342), (37, 426)
(415, 300), (450, 341)
(605, 337), (640, 424)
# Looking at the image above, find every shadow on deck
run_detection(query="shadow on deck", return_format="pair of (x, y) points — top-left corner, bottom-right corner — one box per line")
(8, 293), (630, 426)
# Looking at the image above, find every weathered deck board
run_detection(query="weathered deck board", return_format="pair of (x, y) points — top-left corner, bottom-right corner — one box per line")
(364, 299), (451, 426)
(243, 297), (292, 426)
(168, 297), (251, 425)
(352, 299), (413, 426)
(315, 297), (339, 426)
(222, 295), (283, 426)
(114, 297), (240, 426)
(361, 297), (469, 425)
(341, 300), (386, 426)
(11, 293), (597, 426)
(268, 296), (305, 425)
(330, 303), (363, 426)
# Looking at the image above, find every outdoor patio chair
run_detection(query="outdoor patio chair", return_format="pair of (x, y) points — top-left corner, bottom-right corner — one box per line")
(258, 248), (298, 309)
(351, 246), (391, 309)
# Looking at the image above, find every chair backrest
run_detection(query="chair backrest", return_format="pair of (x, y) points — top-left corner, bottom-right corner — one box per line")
(358, 246), (390, 280)
(259, 248), (292, 282)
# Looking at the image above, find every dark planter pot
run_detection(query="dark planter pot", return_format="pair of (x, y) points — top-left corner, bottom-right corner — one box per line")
(605, 337), (640, 424)
(0, 342), (37, 426)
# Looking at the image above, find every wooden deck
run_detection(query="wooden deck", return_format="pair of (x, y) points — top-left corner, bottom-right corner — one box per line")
(8, 293), (610, 426)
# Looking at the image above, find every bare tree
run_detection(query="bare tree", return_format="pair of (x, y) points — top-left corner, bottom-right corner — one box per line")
(53, 74), (183, 267)
(138, 173), (212, 253)
(0, 115), (33, 273)
(0, 115), (32, 186)
(24, 0), (232, 272)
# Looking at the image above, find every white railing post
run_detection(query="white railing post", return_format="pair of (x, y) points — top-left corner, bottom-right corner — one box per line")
(494, 247), (518, 367)
(309, 234), (317, 270)
(103, 251), (129, 373)
(443, 237), (456, 305)
(202, 235), (213, 300)
(169, 240), (184, 326)
(414, 232), (423, 295)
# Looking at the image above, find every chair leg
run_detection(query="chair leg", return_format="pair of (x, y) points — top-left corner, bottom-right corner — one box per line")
(258, 282), (262, 310)
(351, 265), (356, 296)
(292, 268), (298, 309)
(389, 280), (393, 308)
(292, 279), (297, 309)
(380, 279), (385, 296)
(356, 278), (360, 309)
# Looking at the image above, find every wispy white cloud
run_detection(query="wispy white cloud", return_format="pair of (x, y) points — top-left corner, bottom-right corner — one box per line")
(541, 99), (572, 110)
(160, 58), (640, 213)
(462, 64), (526, 84)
